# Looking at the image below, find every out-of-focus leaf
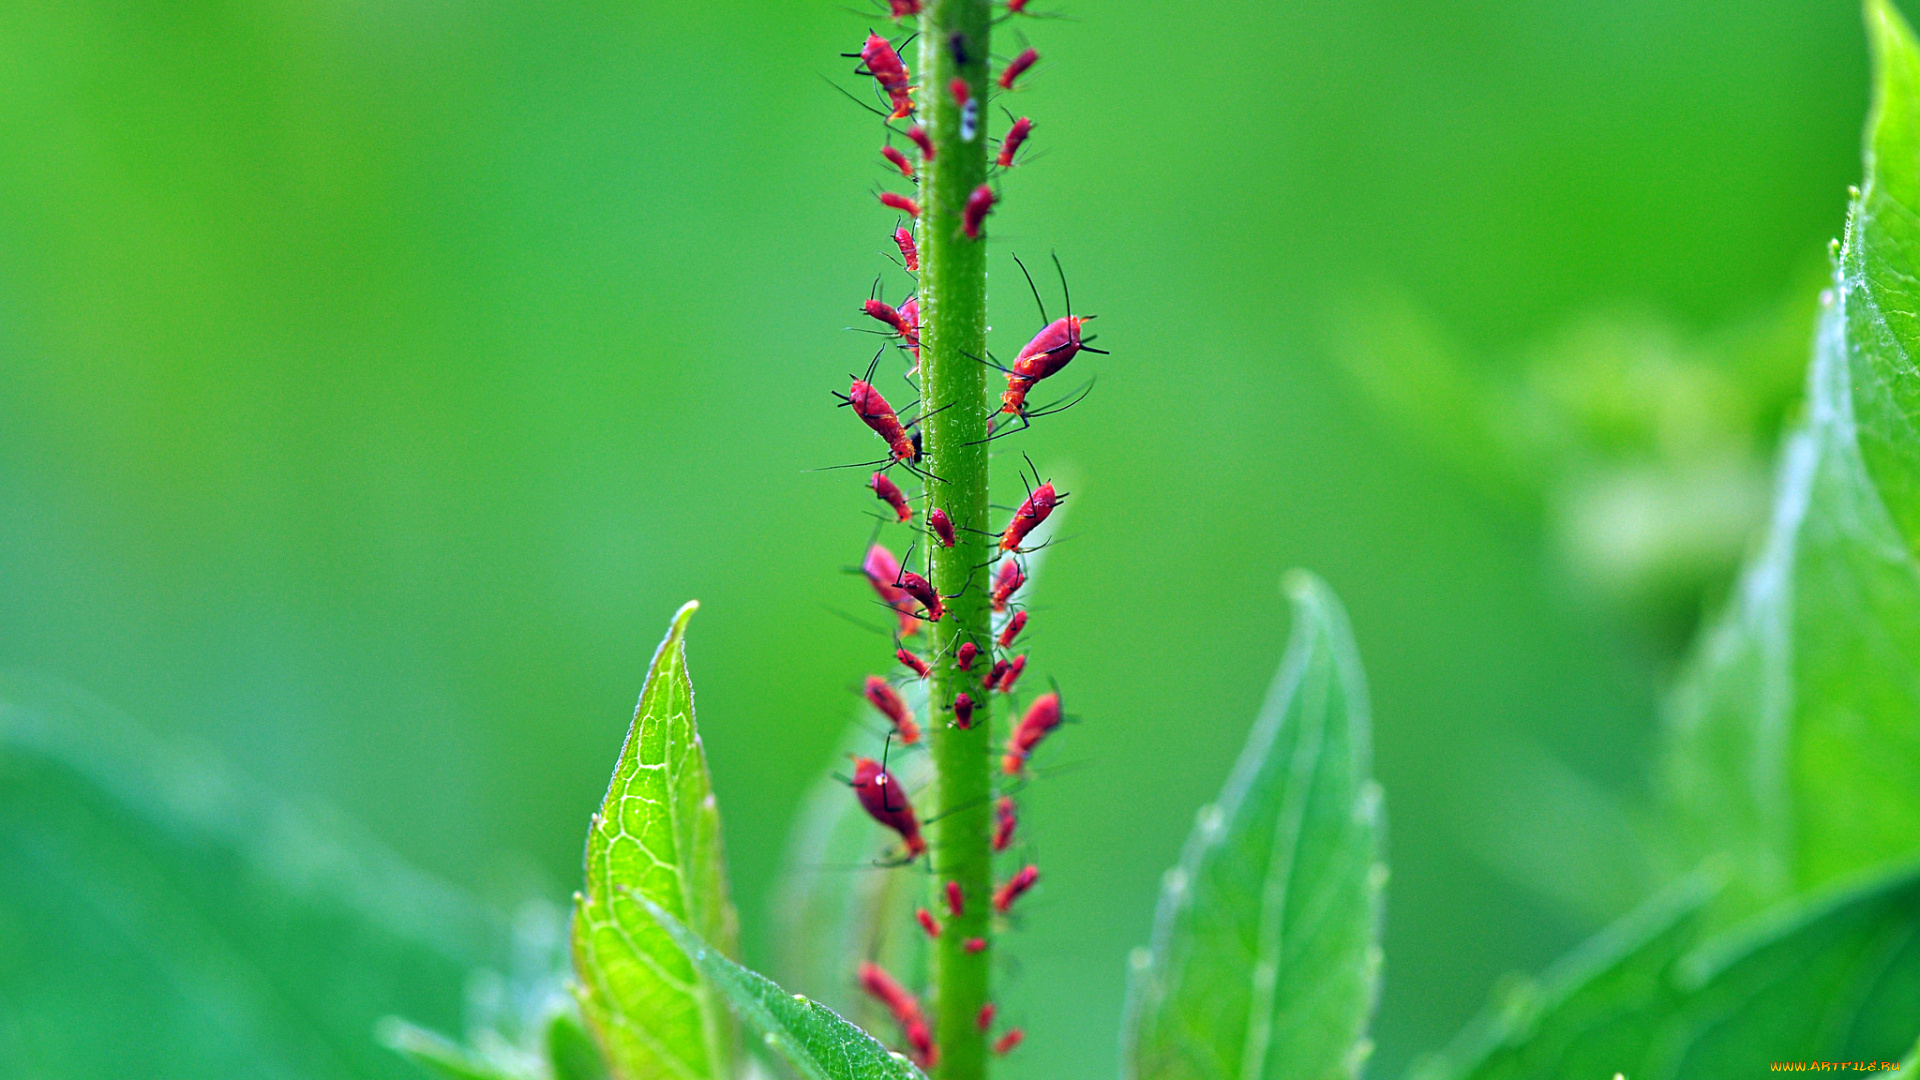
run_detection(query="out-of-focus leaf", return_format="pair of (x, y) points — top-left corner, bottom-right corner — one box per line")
(1660, 0), (1920, 920)
(547, 1012), (613, 1080)
(638, 899), (927, 1080)
(0, 671), (503, 1079)
(380, 1018), (536, 1080)
(1407, 863), (1920, 1079)
(571, 600), (740, 1080)
(1121, 572), (1386, 1080)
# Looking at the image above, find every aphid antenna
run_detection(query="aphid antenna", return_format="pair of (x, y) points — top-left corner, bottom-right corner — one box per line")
(1051, 250), (1074, 318)
(819, 75), (910, 131)
(824, 603), (893, 638)
(803, 455), (898, 475)
(958, 346), (1015, 375)
(1010, 253), (1050, 324)
(922, 788), (1005, 825)
(903, 395), (960, 430)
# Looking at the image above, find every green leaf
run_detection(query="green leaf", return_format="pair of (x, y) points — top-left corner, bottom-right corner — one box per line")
(1408, 863), (1920, 1079)
(637, 898), (928, 1080)
(1121, 572), (1386, 1080)
(548, 1011), (614, 1080)
(0, 671), (504, 1080)
(572, 601), (741, 1080)
(1659, 0), (1920, 919)
(379, 1018), (537, 1080)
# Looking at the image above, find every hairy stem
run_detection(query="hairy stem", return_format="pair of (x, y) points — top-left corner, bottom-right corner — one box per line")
(917, 0), (994, 1076)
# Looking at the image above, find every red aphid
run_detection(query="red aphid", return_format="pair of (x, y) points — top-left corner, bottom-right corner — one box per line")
(899, 295), (922, 372)
(1000, 481), (1058, 551)
(977, 1003), (997, 1031)
(999, 47), (1038, 90)
(1002, 691), (1061, 775)
(951, 691), (975, 729)
(879, 191), (921, 217)
(864, 544), (922, 635)
(906, 125), (935, 161)
(896, 644), (931, 679)
(1001, 317), (1089, 415)
(997, 609), (1028, 648)
(996, 653), (1027, 693)
(882, 144), (915, 178)
(864, 676), (921, 743)
(962, 183), (996, 240)
(994, 864), (1039, 913)
(955, 641), (980, 670)
(889, 0), (923, 17)
(863, 296), (916, 340)
(946, 880), (965, 917)
(870, 471), (912, 523)
(858, 960), (933, 1064)
(894, 225), (920, 271)
(949, 76), (971, 107)
(894, 566), (946, 621)
(994, 1029), (1025, 1056)
(859, 961), (922, 1023)
(928, 507), (956, 547)
(843, 377), (917, 464)
(997, 116), (1032, 168)
(991, 559), (1025, 611)
(983, 658), (1009, 691)
(1006, 0), (1030, 11)
(993, 796), (1017, 851)
(859, 34), (915, 119)
(851, 757), (925, 856)
(916, 907), (942, 938)
(963, 937), (987, 954)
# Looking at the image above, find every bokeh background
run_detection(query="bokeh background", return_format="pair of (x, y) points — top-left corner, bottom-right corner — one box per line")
(0, 0), (1884, 1076)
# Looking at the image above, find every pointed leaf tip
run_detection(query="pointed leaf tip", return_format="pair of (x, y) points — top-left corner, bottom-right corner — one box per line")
(1123, 574), (1383, 1080)
(571, 601), (740, 1080)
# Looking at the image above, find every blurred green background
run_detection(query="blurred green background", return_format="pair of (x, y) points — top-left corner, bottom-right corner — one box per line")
(0, 0), (1882, 1076)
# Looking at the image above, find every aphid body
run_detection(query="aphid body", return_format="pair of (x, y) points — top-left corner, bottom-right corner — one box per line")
(1002, 690), (1061, 774)
(993, 863), (1039, 913)
(863, 544), (923, 635)
(951, 691), (975, 729)
(894, 225), (920, 270)
(999, 47), (1038, 90)
(999, 481), (1058, 550)
(929, 507), (956, 547)
(859, 34), (915, 119)
(963, 183), (996, 239)
(864, 675), (921, 743)
(851, 756), (925, 855)
(991, 558), (1026, 611)
(993, 795), (1017, 851)
(997, 116), (1032, 168)
(843, 377), (918, 464)
(896, 643), (931, 679)
(1002, 317), (1089, 414)
(870, 471), (912, 523)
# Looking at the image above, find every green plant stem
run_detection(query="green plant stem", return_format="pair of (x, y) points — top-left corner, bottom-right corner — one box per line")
(917, 0), (994, 1076)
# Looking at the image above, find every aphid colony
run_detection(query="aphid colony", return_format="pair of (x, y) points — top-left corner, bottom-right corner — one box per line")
(825, 0), (1089, 1067)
